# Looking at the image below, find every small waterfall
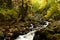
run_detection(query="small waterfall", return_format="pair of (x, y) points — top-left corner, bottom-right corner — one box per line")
(15, 21), (50, 40)
(15, 30), (36, 40)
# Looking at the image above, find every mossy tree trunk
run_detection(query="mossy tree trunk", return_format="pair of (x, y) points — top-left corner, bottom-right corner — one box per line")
(18, 0), (28, 21)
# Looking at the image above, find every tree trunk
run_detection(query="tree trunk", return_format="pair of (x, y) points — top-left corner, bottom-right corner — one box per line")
(20, 0), (28, 21)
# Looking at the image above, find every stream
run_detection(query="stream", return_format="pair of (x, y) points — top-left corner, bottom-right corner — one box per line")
(15, 21), (50, 40)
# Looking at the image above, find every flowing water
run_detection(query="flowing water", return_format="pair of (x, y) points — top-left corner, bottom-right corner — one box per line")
(15, 21), (50, 40)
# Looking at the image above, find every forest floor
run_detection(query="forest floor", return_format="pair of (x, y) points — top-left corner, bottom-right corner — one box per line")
(0, 20), (40, 40)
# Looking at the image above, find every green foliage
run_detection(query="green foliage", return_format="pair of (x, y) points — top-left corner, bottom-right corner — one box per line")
(45, 6), (56, 17)
(39, 25), (60, 40)
(32, 2), (40, 12)
(0, 31), (4, 37)
(0, 9), (18, 21)
(44, 1), (60, 20)
(31, 0), (47, 12)
(0, 0), (12, 9)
